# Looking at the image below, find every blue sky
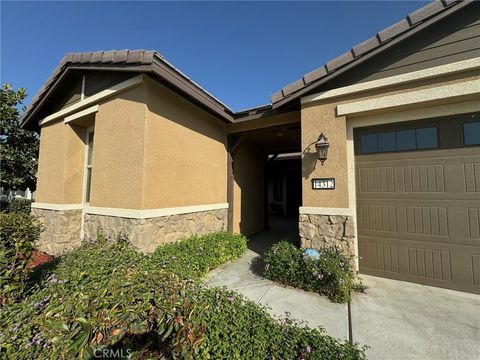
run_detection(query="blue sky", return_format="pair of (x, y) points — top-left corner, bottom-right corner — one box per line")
(1, 1), (427, 111)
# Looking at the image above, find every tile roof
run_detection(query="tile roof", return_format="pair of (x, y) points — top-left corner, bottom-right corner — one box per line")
(21, 0), (471, 128)
(21, 50), (234, 127)
(270, 0), (471, 106)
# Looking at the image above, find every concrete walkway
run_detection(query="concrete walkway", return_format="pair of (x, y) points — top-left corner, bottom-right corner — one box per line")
(205, 219), (480, 360)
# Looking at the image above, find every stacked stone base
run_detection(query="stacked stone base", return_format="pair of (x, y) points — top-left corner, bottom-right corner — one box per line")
(83, 209), (227, 253)
(31, 208), (83, 255)
(299, 213), (355, 258)
(32, 207), (227, 255)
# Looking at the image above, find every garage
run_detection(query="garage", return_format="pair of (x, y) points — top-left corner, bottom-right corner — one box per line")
(355, 113), (480, 293)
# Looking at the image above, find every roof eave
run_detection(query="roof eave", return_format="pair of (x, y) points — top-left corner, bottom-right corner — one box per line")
(271, 0), (473, 109)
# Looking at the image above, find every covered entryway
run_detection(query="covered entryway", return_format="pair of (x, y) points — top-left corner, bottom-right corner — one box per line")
(355, 113), (480, 293)
(228, 114), (302, 241)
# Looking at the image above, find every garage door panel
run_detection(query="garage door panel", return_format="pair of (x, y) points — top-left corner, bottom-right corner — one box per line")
(358, 201), (479, 247)
(355, 115), (480, 293)
(359, 236), (480, 293)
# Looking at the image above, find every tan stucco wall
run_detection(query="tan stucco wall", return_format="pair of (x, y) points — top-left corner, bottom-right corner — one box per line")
(89, 84), (147, 209)
(36, 120), (66, 203)
(142, 78), (227, 209)
(301, 70), (480, 209)
(36, 120), (86, 204)
(233, 139), (264, 236)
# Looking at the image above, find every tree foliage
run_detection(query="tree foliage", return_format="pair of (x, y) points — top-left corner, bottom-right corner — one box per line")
(0, 83), (39, 191)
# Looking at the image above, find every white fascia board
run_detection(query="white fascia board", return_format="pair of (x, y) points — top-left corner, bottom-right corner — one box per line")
(64, 105), (98, 123)
(84, 203), (229, 219)
(299, 207), (355, 216)
(39, 74), (145, 126)
(337, 78), (480, 116)
(301, 58), (480, 105)
(31, 202), (83, 211)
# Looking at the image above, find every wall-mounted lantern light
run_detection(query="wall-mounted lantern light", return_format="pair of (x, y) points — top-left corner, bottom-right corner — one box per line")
(315, 133), (329, 165)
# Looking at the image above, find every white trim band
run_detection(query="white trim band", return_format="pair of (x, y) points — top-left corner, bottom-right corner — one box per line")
(301, 57), (480, 104)
(299, 207), (355, 216)
(31, 203), (83, 211)
(337, 79), (480, 116)
(39, 74), (145, 126)
(31, 202), (229, 218)
(84, 203), (229, 219)
(64, 105), (98, 123)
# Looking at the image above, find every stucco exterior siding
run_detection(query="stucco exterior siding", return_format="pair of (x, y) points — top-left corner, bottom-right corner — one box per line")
(35, 120), (86, 204)
(89, 84), (148, 209)
(142, 78), (228, 209)
(233, 139), (265, 236)
(35, 120), (67, 204)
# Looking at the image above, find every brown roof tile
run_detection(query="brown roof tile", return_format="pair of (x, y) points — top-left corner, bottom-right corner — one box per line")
(126, 49), (144, 63)
(282, 78), (306, 96)
(408, 0), (445, 25)
(142, 51), (155, 64)
(72, 53), (82, 63)
(101, 50), (115, 63)
(352, 36), (380, 57)
(303, 66), (328, 84)
(80, 52), (93, 63)
(112, 50), (128, 63)
(377, 19), (410, 42)
(270, 90), (284, 103)
(325, 50), (355, 72)
(90, 51), (103, 63)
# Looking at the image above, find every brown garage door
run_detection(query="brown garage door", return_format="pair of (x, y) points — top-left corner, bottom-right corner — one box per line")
(355, 114), (480, 293)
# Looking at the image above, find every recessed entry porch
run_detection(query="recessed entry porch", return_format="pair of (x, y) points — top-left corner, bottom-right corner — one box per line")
(227, 119), (302, 247)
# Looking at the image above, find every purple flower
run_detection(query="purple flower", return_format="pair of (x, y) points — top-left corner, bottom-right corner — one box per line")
(227, 296), (235, 302)
(11, 336), (17, 341)
(215, 293), (220, 300)
(306, 345), (312, 353)
(33, 295), (51, 309)
(12, 323), (20, 332)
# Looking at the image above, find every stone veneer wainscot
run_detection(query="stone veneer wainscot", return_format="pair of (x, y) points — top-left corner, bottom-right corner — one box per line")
(31, 207), (83, 255)
(83, 209), (228, 253)
(299, 213), (356, 257)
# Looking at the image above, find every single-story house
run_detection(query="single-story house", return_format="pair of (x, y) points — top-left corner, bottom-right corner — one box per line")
(21, 0), (480, 294)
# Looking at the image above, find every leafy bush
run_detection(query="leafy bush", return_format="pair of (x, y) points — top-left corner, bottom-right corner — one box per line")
(6, 198), (34, 214)
(194, 288), (366, 360)
(143, 231), (248, 280)
(0, 212), (42, 304)
(0, 233), (366, 359)
(264, 241), (364, 303)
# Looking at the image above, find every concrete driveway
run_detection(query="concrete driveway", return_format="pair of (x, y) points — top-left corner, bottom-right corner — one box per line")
(205, 220), (480, 360)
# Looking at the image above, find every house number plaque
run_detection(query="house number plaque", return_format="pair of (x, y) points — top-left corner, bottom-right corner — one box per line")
(312, 178), (335, 190)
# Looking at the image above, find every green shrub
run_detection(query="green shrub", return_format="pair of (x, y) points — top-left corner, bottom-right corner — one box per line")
(0, 212), (42, 304)
(194, 288), (366, 359)
(0, 233), (366, 359)
(264, 241), (363, 303)
(6, 198), (34, 214)
(143, 230), (248, 280)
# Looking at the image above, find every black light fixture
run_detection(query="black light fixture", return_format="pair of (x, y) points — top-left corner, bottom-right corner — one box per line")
(315, 133), (329, 165)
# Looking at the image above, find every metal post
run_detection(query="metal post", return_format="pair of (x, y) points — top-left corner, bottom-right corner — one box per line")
(347, 290), (353, 344)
